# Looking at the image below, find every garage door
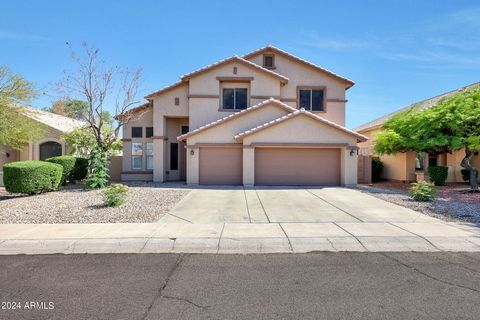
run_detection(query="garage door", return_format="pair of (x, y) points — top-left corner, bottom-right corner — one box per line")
(255, 148), (340, 186)
(199, 147), (243, 185)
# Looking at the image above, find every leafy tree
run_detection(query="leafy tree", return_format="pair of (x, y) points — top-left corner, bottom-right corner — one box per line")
(62, 125), (122, 157)
(375, 85), (480, 191)
(0, 67), (45, 150)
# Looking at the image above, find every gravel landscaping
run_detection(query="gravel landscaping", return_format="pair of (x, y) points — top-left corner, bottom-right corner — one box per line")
(0, 183), (190, 224)
(358, 182), (480, 224)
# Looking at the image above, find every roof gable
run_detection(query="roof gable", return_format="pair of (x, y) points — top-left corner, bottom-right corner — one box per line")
(21, 107), (86, 133)
(243, 45), (354, 88)
(180, 55), (288, 84)
(234, 109), (367, 142)
(177, 98), (296, 141)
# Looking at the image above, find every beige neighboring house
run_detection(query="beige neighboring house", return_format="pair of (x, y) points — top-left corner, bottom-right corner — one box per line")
(118, 45), (367, 186)
(355, 82), (480, 183)
(0, 107), (86, 186)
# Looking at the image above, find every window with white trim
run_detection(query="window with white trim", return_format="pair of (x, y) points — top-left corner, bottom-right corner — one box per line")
(132, 142), (143, 170)
(146, 142), (153, 170)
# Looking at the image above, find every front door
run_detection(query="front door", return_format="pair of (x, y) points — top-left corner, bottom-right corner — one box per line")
(180, 126), (189, 180)
(39, 141), (62, 160)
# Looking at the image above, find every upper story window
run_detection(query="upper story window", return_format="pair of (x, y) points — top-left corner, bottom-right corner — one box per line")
(146, 127), (154, 138)
(131, 127), (143, 138)
(222, 88), (247, 110)
(263, 54), (275, 69)
(298, 87), (325, 112)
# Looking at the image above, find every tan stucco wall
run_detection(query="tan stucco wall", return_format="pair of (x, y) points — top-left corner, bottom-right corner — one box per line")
(0, 145), (19, 169)
(186, 103), (289, 145)
(122, 108), (154, 173)
(242, 115), (357, 146)
(188, 61), (282, 130)
(247, 52), (347, 126)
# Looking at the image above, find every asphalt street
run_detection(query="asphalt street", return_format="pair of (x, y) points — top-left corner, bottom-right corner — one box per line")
(1, 253), (479, 319)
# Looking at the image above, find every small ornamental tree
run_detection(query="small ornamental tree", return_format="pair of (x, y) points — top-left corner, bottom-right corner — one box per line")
(374, 85), (480, 192)
(56, 43), (143, 188)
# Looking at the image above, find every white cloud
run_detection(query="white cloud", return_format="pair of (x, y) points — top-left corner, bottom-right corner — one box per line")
(0, 30), (48, 42)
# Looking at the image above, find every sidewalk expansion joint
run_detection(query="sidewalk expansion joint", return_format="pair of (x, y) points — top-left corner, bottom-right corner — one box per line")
(254, 189), (271, 223)
(242, 187), (252, 223)
(278, 224), (293, 252)
(305, 190), (363, 222)
(387, 222), (442, 251)
(332, 222), (369, 251)
(216, 223), (226, 254)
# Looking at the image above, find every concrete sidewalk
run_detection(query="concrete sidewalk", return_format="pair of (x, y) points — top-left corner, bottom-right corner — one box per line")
(1, 221), (479, 254)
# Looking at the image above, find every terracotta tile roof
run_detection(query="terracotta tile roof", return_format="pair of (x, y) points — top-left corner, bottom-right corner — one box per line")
(144, 81), (185, 99)
(22, 107), (86, 132)
(243, 45), (355, 88)
(234, 108), (368, 142)
(114, 101), (152, 120)
(180, 55), (289, 83)
(353, 81), (480, 133)
(177, 98), (296, 141)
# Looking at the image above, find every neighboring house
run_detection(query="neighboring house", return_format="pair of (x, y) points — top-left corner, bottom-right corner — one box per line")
(118, 45), (367, 186)
(355, 82), (480, 183)
(0, 107), (86, 186)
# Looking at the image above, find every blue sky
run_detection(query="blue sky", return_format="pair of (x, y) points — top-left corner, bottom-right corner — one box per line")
(1, 0), (479, 128)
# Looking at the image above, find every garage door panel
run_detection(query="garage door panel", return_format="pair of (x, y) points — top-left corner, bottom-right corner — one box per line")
(255, 148), (340, 186)
(199, 147), (243, 185)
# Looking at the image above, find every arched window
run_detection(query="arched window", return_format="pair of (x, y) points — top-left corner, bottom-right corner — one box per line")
(39, 141), (62, 160)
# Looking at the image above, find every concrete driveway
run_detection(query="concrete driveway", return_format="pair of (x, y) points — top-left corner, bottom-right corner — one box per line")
(160, 187), (437, 224)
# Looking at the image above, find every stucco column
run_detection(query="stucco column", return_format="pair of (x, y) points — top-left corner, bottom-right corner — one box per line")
(186, 146), (199, 185)
(342, 147), (358, 186)
(243, 146), (255, 186)
(153, 139), (165, 182)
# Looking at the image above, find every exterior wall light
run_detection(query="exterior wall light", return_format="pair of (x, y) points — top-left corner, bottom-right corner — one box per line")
(190, 149), (195, 156)
(349, 149), (356, 156)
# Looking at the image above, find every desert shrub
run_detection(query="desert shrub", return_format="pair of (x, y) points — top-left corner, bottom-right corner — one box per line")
(372, 158), (384, 182)
(45, 156), (76, 184)
(409, 181), (437, 201)
(45, 156), (89, 184)
(461, 169), (479, 183)
(72, 157), (89, 181)
(86, 147), (109, 189)
(102, 183), (128, 207)
(3, 161), (63, 195)
(427, 166), (448, 186)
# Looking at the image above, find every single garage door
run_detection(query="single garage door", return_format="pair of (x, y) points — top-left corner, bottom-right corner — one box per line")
(255, 148), (340, 186)
(199, 147), (243, 185)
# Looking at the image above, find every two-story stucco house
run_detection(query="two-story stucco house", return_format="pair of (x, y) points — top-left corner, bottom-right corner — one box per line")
(118, 45), (367, 186)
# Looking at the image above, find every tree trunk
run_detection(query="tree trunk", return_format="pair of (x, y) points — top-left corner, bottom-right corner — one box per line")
(460, 149), (479, 192)
(470, 168), (478, 191)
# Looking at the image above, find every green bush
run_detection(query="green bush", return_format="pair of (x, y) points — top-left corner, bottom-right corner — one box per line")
(427, 166), (448, 186)
(45, 156), (76, 184)
(102, 183), (128, 207)
(86, 148), (109, 189)
(45, 156), (89, 184)
(72, 157), (89, 181)
(3, 161), (63, 195)
(372, 158), (384, 182)
(461, 169), (479, 182)
(409, 181), (437, 201)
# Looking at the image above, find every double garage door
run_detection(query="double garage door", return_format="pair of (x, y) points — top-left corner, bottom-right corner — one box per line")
(199, 147), (340, 186)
